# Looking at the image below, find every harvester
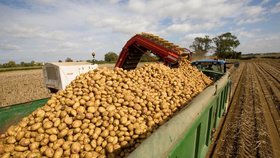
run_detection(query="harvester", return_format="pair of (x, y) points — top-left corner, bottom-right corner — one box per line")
(115, 32), (192, 70)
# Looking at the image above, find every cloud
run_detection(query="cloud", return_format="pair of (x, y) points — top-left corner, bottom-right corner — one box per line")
(0, 44), (21, 51)
(27, 0), (56, 5)
(236, 5), (267, 25)
(0, 0), (279, 63)
(127, 0), (242, 21)
(237, 33), (280, 53)
(88, 14), (155, 34)
(261, 0), (270, 5)
(180, 33), (215, 50)
(271, 2), (280, 14)
(0, 25), (69, 41)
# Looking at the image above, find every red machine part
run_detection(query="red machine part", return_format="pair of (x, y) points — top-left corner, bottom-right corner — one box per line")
(115, 33), (190, 70)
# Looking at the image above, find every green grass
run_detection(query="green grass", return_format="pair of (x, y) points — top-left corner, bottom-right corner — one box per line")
(0, 66), (42, 72)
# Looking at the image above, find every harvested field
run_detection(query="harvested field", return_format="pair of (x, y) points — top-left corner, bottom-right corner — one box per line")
(209, 59), (280, 158)
(0, 70), (50, 107)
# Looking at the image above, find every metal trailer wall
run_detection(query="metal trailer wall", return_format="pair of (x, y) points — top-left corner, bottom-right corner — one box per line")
(0, 98), (49, 134)
(128, 72), (231, 158)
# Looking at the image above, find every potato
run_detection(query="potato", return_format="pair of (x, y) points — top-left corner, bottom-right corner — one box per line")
(100, 129), (109, 138)
(53, 139), (64, 150)
(15, 145), (28, 151)
(90, 139), (97, 148)
(46, 128), (59, 135)
(57, 123), (67, 131)
(40, 145), (48, 153)
(63, 149), (71, 156)
(0, 144), (4, 154)
(4, 144), (14, 153)
(64, 116), (73, 125)
(53, 119), (61, 127)
(40, 138), (49, 146)
(95, 146), (102, 152)
(77, 106), (86, 114)
(87, 107), (97, 113)
(72, 120), (82, 128)
(98, 107), (106, 113)
(35, 134), (44, 142)
(36, 109), (45, 118)
(58, 129), (68, 138)
(29, 142), (40, 150)
(45, 147), (54, 157)
(106, 143), (114, 153)
(62, 141), (72, 150)
(16, 131), (25, 141)
(27, 151), (41, 158)
(49, 135), (57, 142)
(6, 136), (16, 144)
(76, 114), (85, 120)
(19, 138), (30, 146)
(1, 152), (11, 158)
(53, 148), (63, 158)
(70, 153), (79, 158)
(31, 123), (42, 131)
(84, 151), (100, 158)
(71, 142), (81, 154)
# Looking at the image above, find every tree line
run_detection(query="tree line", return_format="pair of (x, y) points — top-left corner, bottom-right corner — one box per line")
(0, 61), (42, 68)
(0, 32), (241, 68)
(190, 32), (241, 59)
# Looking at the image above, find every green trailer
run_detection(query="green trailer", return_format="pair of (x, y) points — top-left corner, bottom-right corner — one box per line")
(0, 68), (231, 158)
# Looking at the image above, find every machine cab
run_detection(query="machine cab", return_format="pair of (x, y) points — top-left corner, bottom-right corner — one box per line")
(191, 59), (226, 81)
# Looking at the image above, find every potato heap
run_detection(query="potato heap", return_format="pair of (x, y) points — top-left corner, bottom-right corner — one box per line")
(0, 61), (212, 158)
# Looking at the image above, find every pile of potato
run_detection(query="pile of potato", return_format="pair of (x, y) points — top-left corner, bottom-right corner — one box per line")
(0, 61), (212, 158)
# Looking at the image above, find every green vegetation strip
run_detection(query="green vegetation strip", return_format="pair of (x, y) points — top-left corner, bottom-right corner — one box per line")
(0, 66), (42, 72)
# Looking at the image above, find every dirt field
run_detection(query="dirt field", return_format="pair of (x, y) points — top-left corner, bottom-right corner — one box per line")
(210, 59), (280, 158)
(0, 69), (51, 107)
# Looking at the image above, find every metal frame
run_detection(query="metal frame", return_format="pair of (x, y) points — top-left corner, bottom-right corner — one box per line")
(115, 34), (186, 69)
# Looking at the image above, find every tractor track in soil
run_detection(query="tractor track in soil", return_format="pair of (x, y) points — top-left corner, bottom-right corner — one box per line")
(209, 60), (280, 158)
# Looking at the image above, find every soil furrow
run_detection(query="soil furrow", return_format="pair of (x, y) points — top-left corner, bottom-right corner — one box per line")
(210, 60), (280, 158)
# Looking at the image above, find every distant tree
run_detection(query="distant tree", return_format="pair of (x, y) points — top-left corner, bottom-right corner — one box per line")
(58, 60), (62, 62)
(65, 57), (73, 62)
(140, 51), (158, 62)
(20, 61), (25, 66)
(7, 61), (16, 67)
(30, 60), (35, 66)
(190, 35), (213, 56)
(104, 52), (118, 62)
(213, 32), (240, 59)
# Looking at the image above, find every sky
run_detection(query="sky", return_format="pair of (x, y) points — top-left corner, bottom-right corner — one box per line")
(0, 0), (280, 63)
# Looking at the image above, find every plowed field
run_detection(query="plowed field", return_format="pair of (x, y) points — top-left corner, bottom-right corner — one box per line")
(0, 70), (50, 107)
(209, 59), (280, 158)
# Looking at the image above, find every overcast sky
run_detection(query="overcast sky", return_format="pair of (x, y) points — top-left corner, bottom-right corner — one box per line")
(0, 0), (280, 63)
